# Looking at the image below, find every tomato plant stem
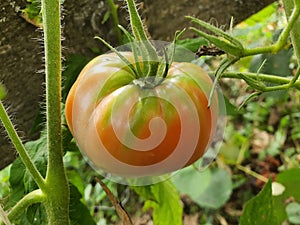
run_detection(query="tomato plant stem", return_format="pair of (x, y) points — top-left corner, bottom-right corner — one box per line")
(0, 102), (46, 190)
(190, 1), (300, 94)
(6, 190), (45, 223)
(283, 0), (300, 64)
(221, 72), (300, 91)
(41, 0), (70, 223)
(243, 1), (300, 57)
(125, 0), (159, 77)
(107, 0), (122, 44)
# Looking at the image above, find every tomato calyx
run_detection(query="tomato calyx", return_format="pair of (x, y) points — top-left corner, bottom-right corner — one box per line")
(95, 0), (186, 83)
(133, 76), (165, 89)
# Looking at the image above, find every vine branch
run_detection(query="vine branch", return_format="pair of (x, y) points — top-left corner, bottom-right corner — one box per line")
(189, 0), (300, 97)
(4, 190), (45, 224)
(244, 0), (300, 56)
(0, 102), (46, 190)
(221, 70), (300, 91)
(283, 0), (300, 64)
(41, 0), (70, 223)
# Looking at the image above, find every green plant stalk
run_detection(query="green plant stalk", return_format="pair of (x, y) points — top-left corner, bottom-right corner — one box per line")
(236, 164), (268, 183)
(125, 0), (159, 77)
(221, 72), (300, 90)
(283, 0), (300, 64)
(4, 190), (45, 224)
(0, 102), (46, 190)
(209, 57), (239, 106)
(0, 84), (7, 100)
(0, 203), (11, 225)
(41, 0), (70, 224)
(107, 0), (122, 44)
(189, 1), (300, 93)
(244, 0), (300, 57)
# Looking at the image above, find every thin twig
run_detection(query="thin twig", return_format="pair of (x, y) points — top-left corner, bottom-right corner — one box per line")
(236, 164), (269, 183)
(0, 102), (46, 190)
(0, 204), (12, 225)
(95, 177), (133, 225)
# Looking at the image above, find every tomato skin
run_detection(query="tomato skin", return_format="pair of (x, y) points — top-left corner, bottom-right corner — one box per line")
(65, 52), (218, 177)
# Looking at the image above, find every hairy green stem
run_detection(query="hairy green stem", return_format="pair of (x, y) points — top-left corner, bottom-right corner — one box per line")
(221, 72), (300, 90)
(107, 0), (122, 43)
(244, 0), (300, 57)
(4, 190), (45, 224)
(209, 57), (238, 106)
(41, 0), (70, 223)
(0, 102), (46, 190)
(125, 0), (159, 77)
(283, 0), (300, 64)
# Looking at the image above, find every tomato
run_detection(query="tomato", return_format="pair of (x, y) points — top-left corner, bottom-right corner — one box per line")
(65, 51), (219, 177)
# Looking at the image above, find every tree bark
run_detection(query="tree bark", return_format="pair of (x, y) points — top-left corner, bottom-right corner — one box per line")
(142, 0), (275, 40)
(0, 0), (275, 169)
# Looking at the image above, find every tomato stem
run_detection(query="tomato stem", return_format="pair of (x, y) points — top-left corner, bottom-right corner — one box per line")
(124, 0), (159, 77)
(118, 25), (144, 76)
(41, 0), (70, 223)
(100, 0), (183, 80)
(282, 0), (300, 65)
(243, 1), (300, 57)
(5, 190), (45, 223)
(107, 0), (122, 44)
(220, 71), (300, 91)
(189, 1), (300, 96)
(0, 102), (46, 191)
(95, 36), (139, 77)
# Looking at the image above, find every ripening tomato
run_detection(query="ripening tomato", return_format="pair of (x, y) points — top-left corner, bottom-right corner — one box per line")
(65, 51), (219, 177)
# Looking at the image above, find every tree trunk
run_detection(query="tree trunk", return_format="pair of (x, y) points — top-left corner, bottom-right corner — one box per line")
(142, 0), (275, 40)
(0, 0), (275, 169)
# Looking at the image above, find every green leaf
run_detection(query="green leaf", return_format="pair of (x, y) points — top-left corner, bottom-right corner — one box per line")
(133, 180), (183, 225)
(238, 73), (266, 91)
(286, 202), (300, 224)
(69, 184), (96, 225)
(62, 120), (79, 154)
(21, 0), (43, 28)
(239, 180), (279, 225)
(0, 166), (10, 199)
(0, 84), (7, 100)
(16, 203), (47, 225)
(8, 132), (48, 218)
(62, 55), (90, 102)
(8, 132), (47, 207)
(172, 167), (232, 209)
(8, 158), (26, 207)
(24, 204), (47, 225)
(273, 168), (300, 223)
(249, 49), (293, 77)
(101, 11), (110, 24)
(265, 115), (288, 156)
(172, 166), (211, 198)
(172, 38), (208, 62)
(223, 96), (239, 116)
(176, 37), (208, 53)
(219, 131), (249, 165)
(66, 170), (85, 195)
(23, 133), (48, 192)
(242, 3), (277, 26)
